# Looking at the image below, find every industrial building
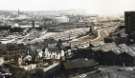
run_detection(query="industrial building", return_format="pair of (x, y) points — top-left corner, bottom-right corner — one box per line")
(125, 11), (135, 34)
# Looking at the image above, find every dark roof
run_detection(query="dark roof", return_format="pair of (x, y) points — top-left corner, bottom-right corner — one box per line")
(64, 58), (98, 70)
(72, 66), (135, 78)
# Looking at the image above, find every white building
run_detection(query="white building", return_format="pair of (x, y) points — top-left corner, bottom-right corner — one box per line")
(54, 16), (69, 24)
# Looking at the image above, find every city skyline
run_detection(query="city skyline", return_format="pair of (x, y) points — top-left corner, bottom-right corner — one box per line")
(0, 0), (134, 15)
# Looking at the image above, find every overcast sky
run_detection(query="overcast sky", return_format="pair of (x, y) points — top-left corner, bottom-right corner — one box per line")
(0, 0), (135, 15)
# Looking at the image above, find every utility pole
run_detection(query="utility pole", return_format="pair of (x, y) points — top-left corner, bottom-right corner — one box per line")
(69, 32), (72, 47)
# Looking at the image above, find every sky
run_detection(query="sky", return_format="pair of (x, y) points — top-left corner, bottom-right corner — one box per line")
(0, 0), (135, 15)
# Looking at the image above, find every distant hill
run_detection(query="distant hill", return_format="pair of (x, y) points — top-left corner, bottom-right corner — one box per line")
(0, 9), (88, 17)
(0, 10), (16, 16)
(25, 9), (87, 16)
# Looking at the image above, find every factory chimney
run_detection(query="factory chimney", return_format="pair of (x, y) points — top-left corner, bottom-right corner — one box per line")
(31, 20), (35, 28)
(18, 9), (20, 17)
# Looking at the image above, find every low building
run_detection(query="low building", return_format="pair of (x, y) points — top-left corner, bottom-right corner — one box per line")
(63, 58), (98, 70)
